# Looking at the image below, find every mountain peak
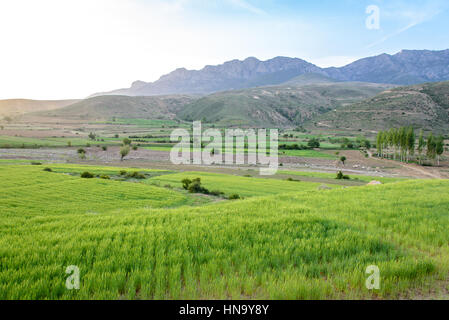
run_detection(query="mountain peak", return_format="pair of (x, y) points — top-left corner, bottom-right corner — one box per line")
(91, 49), (449, 97)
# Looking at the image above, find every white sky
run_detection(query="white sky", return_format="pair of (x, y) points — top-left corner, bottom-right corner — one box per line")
(0, 0), (357, 99)
(1, 0), (445, 100)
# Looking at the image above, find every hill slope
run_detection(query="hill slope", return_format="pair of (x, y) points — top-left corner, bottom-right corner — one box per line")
(178, 82), (393, 127)
(0, 99), (80, 118)
(36, 95), (195, 120)
(313, 81), (449, 133)
(92, 49), (449, 97)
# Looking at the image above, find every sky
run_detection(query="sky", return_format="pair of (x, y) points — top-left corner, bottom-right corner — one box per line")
(0, 0), (448, 99)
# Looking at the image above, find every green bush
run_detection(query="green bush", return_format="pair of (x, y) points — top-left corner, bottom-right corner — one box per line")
(182, 178), (192, 190)
(126, 171), (146, 179)
(102, 146), (108, 151)
(43, 168), (52, 172)
(77, 148), (86, 154)
(182, 178), (210, 194)
(336, 171), (350, 180)
(228, 194), (241, 200)
(119, 170), (127, 176)
(31, 162), (42, 166)
(210, 190), (225, 197)
(81, 172), (94, 179)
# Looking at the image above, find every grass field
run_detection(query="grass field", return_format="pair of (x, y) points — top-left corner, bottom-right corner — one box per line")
(278, 170), (407, 184)
(0, 135), (121, 148)
(1, 163), (449, 300)
(148, 171), (330, 197)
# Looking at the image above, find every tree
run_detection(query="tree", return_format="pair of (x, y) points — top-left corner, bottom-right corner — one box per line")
(340, 156), (347, 166)
(436, 135), (444, 166)
(123, 138), (132, 146)
(307, 138), (320, 148)
(406, 127), (415, 162)
(399, 127), (407, 162)
(417, 130), (425, 164)
(427, 133), (436, 164)
(376, 131), (383, 157)
(120, 145), (130, 161)
(88, 132), (96, 140)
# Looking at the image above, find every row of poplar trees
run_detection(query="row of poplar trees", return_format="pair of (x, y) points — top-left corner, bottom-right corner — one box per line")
(376, 127), (445, 165)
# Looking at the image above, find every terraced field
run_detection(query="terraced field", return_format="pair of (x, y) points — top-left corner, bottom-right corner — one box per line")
(1, 163), (449, 300)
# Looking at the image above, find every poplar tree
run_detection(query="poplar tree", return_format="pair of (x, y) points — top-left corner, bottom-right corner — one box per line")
(417, 130), (425, 164)
(436, 135), (444, 166)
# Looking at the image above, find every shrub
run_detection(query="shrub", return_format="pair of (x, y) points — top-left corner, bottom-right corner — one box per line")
(132, 146), (138, 151)
(120, 145), (130, 161)
(188, 179), (209, 194)
(210, 190), (225, 197)
(336, 171), (344, 180)
(119, 170), (127, 176)
(182, 178), (209, 194)
(31, 162), (42, 166)
(307, 138), (320, 148)
(77, 148), (86, 154)
(99, 175), (110, 180)
(126, 171), (146, 179)
(43, 167), (53, 172)
(81, 172), (94, 179)
(336, 171), (350, 180)
(102, 146), (108, 151)
(228, 194), (241, 200)
(123, 138), (132, 146)
(182, 178), (192, 190)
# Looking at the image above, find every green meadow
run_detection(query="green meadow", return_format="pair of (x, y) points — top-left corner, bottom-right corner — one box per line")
(0, 163), (448, 300)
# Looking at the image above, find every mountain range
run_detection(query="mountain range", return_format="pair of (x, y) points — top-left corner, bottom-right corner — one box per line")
(92, 49), (449, 97)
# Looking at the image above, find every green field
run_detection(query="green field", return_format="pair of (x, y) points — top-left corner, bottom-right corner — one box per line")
(0, 135), (121, 148)
(1, 163), (449, 300)
(149, 171), (331, 197)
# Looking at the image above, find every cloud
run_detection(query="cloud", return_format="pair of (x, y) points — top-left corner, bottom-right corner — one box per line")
(227, 0), (267, 15)
(366, 3), (445, 48)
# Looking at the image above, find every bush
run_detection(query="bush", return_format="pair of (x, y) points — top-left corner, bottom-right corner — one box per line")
(43, 167), (52, 172)
(120, 145), (130, 161)
(102, 146), (108, 151)
(77, 148), (86, 154)
(307, 138), (320, 148)
(228, 194), (241, 200)
(31, 162), (42, 165)
(132, 146), (138, 151)
(336, 171), (350, 180)
(126, 171), (146, 179)
(99, 175), (110, 180)
(188, 179), (209, 194)
(182, 178), (209, 194)
(119, 170), (127, 176)
(81, 172), (94, 179)
(210, 190), (225, 197)
(182, 178), (192, 190)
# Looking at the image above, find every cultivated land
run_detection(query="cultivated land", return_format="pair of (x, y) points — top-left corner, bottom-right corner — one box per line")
(1, 164), (449, 299)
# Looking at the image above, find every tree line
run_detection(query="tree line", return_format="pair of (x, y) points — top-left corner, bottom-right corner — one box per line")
(376, 127), (445, 165)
